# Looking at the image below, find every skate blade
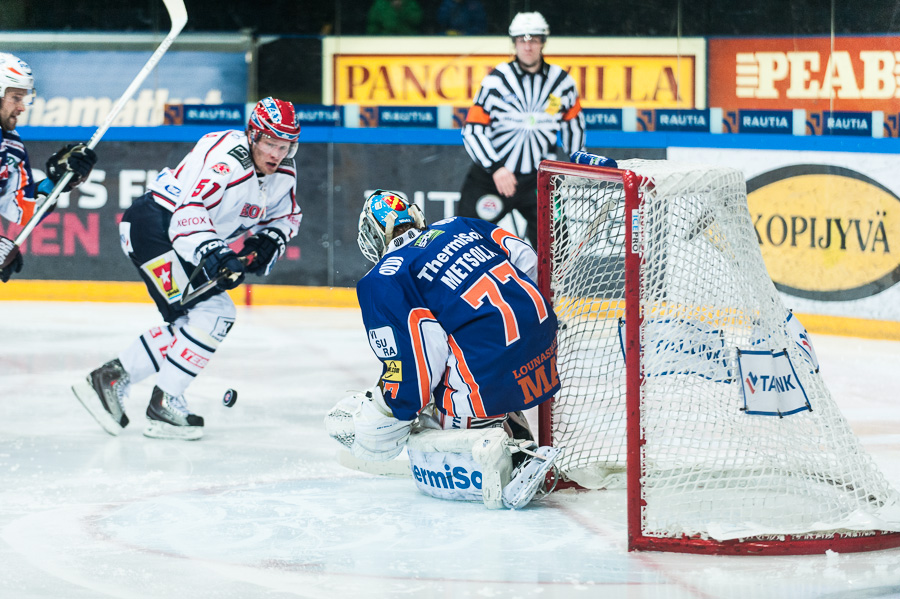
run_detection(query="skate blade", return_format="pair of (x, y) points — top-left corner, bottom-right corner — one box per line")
(143, 418), (203, 441)
(502, 446), (563, 510)
(71, 379), (125, 437)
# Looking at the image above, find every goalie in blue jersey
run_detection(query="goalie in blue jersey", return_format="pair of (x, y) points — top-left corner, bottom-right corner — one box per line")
(326, 190), (562, 509)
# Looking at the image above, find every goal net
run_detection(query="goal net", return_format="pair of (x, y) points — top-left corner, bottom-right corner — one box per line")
(536, 158), (900, 554)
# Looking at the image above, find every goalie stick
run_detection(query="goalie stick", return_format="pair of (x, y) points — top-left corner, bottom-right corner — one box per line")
(0, 0), (188, 275)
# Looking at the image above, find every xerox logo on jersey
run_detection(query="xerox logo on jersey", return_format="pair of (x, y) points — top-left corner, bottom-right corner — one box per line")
(211, 162), (231, 175)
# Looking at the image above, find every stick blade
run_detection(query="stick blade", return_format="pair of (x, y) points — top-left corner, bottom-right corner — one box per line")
(162, 0), (188, 30)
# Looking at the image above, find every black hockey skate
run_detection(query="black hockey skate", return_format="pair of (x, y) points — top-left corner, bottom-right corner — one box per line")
(71, 358), (130, 436)
(144, 386), (204, 440)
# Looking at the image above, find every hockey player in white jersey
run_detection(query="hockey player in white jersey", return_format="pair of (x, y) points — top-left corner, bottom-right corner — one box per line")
(326, 190), (562, 509)
(72, 97), (302, 440)
(0, 52), (97, 281)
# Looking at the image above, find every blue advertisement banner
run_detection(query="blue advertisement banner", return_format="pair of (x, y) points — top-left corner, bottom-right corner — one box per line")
(294, 105), (342, 126)
(821, 111), (874, 137)
(735, 110), (794, 134)
(583, 108), (624, 131)
(14, 51), (247, 127)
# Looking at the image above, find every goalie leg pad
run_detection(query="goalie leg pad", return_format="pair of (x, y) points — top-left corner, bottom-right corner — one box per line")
(407, 427), (513, 509)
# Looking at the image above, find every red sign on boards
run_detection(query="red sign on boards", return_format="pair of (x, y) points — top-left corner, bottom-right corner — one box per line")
(709, 36), (900, 113)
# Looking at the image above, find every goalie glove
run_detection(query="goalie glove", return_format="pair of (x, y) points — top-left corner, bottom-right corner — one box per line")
(325, 387), (412, 460)
(45, 143), (98, 192)
(239, 228), (286, 276)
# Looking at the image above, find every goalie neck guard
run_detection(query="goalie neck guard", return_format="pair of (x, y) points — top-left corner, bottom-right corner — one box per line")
(0, 53), (35, 105)
(357, 190), (426, 263)
(247, 97), (301, 158)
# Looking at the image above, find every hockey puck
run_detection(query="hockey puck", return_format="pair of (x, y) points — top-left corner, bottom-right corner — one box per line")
(222, 388), (238, 408)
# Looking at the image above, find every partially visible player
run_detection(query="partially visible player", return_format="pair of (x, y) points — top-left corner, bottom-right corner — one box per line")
(72, 97), (303, 440)
(0, 52), (97, 282)
(457, 12), (585, 244)
(326, 190), (562, 509)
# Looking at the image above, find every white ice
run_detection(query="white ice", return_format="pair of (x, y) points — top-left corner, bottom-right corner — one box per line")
(2, 301), (900, 599)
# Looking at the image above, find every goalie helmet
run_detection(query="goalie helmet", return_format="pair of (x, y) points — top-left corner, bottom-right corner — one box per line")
(0, 53), (35, 105)
(357, 190), (426, 263)
(247, 97), (301, 158)
(508, 12), (549, 39)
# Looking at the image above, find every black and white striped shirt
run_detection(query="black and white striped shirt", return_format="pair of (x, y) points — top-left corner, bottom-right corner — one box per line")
(462, 59), (585, 176)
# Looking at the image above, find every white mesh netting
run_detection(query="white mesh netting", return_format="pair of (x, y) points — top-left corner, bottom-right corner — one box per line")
(545, 158), (900, 542)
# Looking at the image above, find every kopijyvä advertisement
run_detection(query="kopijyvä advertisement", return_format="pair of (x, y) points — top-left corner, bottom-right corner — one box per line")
(669, 146), (900, 322)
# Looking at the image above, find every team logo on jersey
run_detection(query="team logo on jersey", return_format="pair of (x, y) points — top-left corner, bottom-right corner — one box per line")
(211, 162), (231, 175)
(412, 230), (444, 248)
(368, 325), (399, 357)
(227, 146), (253, 169)
(140, 251), (189, 303)
(382, 360), (403, 381)
(378, 256), (404, 276)
(545, 94), (562, 115)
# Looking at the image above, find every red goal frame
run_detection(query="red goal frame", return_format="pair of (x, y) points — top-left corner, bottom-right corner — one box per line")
(536, 159), (900, 555)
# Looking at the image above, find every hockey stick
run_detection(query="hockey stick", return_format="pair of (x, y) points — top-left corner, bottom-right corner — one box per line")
(0, 0), (187, 275)
(180, 252), (255, 305)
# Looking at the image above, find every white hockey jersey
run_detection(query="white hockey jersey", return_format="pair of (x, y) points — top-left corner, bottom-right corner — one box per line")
(147, 129), (301, 264)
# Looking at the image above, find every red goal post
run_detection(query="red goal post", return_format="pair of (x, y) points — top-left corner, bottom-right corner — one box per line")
(536, 158), (900, 555)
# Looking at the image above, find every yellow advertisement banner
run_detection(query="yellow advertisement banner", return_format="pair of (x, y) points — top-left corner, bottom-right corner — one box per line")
(332, 54), (697, 109)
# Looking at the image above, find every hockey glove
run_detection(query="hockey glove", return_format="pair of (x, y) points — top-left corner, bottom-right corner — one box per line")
(46, 143), (98, 192)
(0, 236), (23, 283)
(196, 239), (246, 291)
(351, 386), (411, 461)
(240, 228), (286, 276)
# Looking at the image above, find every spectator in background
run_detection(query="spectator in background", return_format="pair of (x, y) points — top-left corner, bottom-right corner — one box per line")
(367, 0), (423, 35)
(437, 0), (487, 35)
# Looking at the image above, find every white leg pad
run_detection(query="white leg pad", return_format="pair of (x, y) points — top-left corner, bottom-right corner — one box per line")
(471, 428), (514, 509)
(407, 427), (513, 509)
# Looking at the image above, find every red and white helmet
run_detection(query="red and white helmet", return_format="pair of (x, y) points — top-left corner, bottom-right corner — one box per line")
(0, 52), (35, 105)
(247, 97), (301, 158)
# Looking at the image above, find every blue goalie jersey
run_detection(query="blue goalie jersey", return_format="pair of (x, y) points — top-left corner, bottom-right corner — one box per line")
(357, 216), (560, 422)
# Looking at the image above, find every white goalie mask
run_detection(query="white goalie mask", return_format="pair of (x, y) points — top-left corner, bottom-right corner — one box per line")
(0, 53), (36, 105)
(357, 190), (426, 263)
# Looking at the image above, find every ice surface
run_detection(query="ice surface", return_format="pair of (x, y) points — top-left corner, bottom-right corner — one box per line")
(1, 301), (900, 598)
